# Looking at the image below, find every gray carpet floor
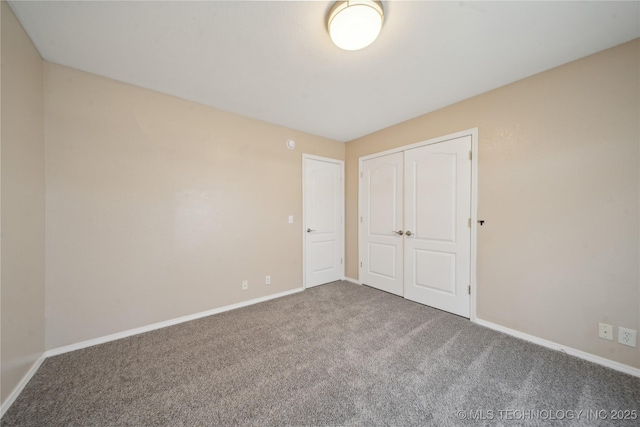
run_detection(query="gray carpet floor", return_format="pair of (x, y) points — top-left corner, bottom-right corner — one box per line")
(2, 281), (639, 426)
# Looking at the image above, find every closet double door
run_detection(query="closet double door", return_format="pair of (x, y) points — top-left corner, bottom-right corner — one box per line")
(360, 136), (472, 317)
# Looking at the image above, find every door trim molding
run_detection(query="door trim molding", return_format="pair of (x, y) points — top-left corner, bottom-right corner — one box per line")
(358, 128), (479, 320)
(302, 154), (345, 289)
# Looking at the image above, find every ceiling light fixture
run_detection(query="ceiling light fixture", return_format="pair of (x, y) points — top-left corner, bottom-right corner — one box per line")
(328, 1), (384, 51)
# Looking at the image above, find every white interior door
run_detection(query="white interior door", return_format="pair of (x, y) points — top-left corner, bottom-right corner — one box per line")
(304, 156), (344, 288)
(360, 152), (404, 296)
(404, 136), (472, 317)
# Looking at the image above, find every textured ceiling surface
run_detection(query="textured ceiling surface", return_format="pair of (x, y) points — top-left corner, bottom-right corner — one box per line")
(9, 0), (640, 142)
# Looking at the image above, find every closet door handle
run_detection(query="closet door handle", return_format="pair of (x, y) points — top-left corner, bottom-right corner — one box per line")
(405, 231), (413, 236)
(307, 228), (316, 233)
(393, 230), (404, 235)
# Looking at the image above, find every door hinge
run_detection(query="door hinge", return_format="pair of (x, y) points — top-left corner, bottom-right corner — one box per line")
(360, 216), (363, 223)
(468, 218), (471, 228)
(360, 172), (363, 178)
(341, 258), (343, 265)
(360, 261), (363, 267)
(469, 151), (472, 160)
(468, 286), (471, 295)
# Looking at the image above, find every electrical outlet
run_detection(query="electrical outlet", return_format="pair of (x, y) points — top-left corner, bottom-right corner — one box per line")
(618, 327), (637, 348)
(242, 280), (248, 291)
(598, 323), (613, 341)
(265, 275), (271, 285)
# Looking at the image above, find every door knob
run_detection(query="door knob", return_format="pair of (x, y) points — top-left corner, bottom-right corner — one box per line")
(393, 230), (404, 235)
(307, 228), (316, 233)
(405, 231), (413, 236)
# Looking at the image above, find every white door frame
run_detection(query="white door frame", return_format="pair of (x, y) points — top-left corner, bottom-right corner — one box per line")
(303, 154), (345, 289)
(358, 128), (479, 321)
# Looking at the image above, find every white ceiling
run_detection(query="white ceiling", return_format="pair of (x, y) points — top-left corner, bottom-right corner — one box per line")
(9, 0), (640, 142)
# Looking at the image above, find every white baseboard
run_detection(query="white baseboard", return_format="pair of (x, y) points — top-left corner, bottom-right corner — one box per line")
(2, 287), (304, 419)
(1, 354), (46, 418)
(7, 289), (635, 420)
(45, 287), (304, 358)
(343, 276), (361, 285)
(474, 317), (640, 378)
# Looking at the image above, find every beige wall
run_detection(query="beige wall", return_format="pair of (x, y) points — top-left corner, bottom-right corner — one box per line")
(0, 1), (46, 404)
(345, 39), (640, 368)
(44, 63), (344, 349)
(1, 1), (636, 404)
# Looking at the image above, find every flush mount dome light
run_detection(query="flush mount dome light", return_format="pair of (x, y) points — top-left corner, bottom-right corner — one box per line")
(328, 1), (384, 51)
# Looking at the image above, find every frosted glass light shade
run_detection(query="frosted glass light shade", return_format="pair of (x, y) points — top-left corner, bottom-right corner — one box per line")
(328, 1), (384, 51)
